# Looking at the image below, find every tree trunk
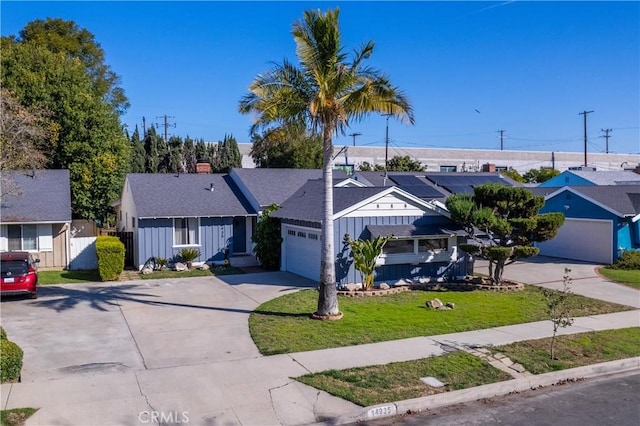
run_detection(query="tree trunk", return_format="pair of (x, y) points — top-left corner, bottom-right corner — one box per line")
(316, 124), (339, 317)
(493, 258), (505, 285)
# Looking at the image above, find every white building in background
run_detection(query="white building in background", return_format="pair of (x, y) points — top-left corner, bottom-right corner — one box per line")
(237, 143), (640, 174)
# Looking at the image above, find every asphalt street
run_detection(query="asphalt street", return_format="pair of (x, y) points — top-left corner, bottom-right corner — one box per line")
(356, 372), (640, 426)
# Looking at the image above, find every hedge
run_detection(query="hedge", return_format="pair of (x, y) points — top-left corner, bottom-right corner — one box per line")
(1, 339), (23, 383)
(95, 236), (125, 281)
(0, 326), (6, 340)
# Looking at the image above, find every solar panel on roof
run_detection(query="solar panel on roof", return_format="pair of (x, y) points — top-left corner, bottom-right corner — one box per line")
(445, 185), (476, 194)
(389, 175), (427, 186)
(400, 185), (446, 198)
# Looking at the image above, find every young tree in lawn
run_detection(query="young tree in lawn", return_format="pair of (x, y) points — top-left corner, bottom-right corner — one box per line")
(239, 8), (414, 317)
(446, 183), (565, 285)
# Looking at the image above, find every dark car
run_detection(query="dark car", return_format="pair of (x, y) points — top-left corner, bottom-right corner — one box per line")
(0, 251), (39, 299)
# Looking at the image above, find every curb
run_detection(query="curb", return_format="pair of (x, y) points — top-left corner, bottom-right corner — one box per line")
(326, 357), (640, 425)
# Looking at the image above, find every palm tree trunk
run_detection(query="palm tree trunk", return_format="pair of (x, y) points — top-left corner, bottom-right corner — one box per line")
(316, 124), (339, 316)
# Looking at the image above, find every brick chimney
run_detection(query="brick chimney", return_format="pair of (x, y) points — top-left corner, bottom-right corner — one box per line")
(482, 163), (496, 172)
(196, 162), (211, 174)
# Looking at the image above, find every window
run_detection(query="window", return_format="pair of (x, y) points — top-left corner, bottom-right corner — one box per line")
(418, 238), (448, 252)
(297, 231), (307, 238)
(287, 229), (296, 236)
(440, 165), (457, 172)
(383, 239), (414, 254)
(308, 233), (318, 240)
(4, 224), (52, 252)
(495, 166), (508, 171)
(174, 218), (199, 246)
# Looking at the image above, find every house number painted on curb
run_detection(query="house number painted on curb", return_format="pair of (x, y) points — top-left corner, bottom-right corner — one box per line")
(367, 404), (396, 418)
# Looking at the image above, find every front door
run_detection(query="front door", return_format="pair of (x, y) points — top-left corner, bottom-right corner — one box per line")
(233, 217), (246, 254)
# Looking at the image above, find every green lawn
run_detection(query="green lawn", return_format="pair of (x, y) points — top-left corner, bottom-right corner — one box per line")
(297, 351), (511, 407)
(38, 270), (102, 285)
(492, 327), (640, 374)
(249, 287), (631, 355)
(599, 268), (640, 289)
(0, 408), (37, 426)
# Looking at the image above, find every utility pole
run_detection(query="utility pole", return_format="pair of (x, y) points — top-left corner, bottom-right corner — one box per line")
(349, 132), (362, 147)
(600, 128), (612, 154)
(156, 115), (176, 142)
(383, 114), (392, 174)
(579, 110), (593, 167)
(498, 129), (505, 151)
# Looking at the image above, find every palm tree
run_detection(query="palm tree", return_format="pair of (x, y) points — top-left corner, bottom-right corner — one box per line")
(239, 8), (414, 317)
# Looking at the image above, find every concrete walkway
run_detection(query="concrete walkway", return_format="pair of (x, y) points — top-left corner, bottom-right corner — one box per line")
(1, 260), (638, 426)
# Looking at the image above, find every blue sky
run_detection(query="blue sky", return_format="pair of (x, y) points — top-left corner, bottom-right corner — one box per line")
(2, 1), (639, 154)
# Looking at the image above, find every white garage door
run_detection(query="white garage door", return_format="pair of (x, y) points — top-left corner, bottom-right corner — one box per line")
(538, 218), (613, 264)
(284, 227), (321, 281)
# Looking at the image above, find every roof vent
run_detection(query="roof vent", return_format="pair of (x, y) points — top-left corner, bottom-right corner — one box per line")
(210, 183), (214, 192)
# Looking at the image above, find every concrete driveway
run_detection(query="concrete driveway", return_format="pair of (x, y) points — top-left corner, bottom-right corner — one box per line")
(1, 272), (360, 425)
(476, 255), (640, 308)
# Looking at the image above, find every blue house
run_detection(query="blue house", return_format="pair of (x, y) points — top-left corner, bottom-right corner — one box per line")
(539, 169), (640, 187)
(272, 180), (470, 285)
(117, 173), (256, 269)
(536, 185), (640, 264)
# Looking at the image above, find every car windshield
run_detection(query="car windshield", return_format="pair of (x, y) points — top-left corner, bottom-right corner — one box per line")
(1, 260), (29, 276)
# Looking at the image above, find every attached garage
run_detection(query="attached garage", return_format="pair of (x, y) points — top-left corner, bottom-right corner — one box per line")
(538, 218), (613, 264)
(282, 226), (321, 281)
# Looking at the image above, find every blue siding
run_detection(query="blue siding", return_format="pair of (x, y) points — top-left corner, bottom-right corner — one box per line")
(541, 190), (631, 261)
(333, 214), (467, 285)
(136, 217), (234, 269)
(539, 172), (594, 187)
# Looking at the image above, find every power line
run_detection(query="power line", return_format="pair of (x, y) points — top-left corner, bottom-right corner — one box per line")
(155, 115), (176, 142)
(600, 128), (612, 154)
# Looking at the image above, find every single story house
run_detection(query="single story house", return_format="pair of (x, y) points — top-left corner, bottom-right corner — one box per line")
(116, 173), (256, 269)
(0, 169), (72, 269)
(535, 185), (640, 264)
(271, 180), (471, 285)
(538, 169), (640, 187)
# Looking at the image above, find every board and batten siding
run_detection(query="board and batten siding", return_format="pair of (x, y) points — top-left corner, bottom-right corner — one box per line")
(333, 215), (463, 285)
(136, 217), (234, 269)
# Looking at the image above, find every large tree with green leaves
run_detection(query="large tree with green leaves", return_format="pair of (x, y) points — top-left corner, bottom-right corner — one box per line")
(1, 37), (130, 224)
(250, 122), (323, 168)
(17, 18), (129, 114)
(445, 183), (565, 285)
(239, 8), (414, 317)
(211, 134), (242, 173)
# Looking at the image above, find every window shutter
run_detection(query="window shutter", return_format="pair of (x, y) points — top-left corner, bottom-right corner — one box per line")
(38, 224), (53, 252)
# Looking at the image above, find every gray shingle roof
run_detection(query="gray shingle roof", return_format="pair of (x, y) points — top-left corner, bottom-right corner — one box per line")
(564, 185), (640, 216)
(230, 168), (347, 207)
(1, 169), (72, 223)
(127, 173), (255, 218)
(272, 180), (390, 222)
(570, 170), (640, 185)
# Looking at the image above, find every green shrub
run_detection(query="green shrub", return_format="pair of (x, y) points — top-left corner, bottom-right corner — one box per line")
(611, 250), (640, 270)
(177, 248), (201, 269)
(0, 339), (23, 383)
(0, 326), (6, 340)
(95, 236), (125, 281)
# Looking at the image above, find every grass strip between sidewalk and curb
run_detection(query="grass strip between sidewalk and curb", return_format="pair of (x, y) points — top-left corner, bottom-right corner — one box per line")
(249, 287), (632, 354)
(296, 327), (640, 408)
(0, 408), (38, 426)
(297, 351), (512, 407)
(491, 326), (640, 374)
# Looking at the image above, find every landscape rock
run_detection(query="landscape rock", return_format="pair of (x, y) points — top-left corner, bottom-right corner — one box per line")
(426, 298), (444, 309)
(344, 283), (360, 292)
(141, 268), (153, 275)
(174, 262), (188, 272)
(198, 264), (210, 270)
(378, 283), (390, 290)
